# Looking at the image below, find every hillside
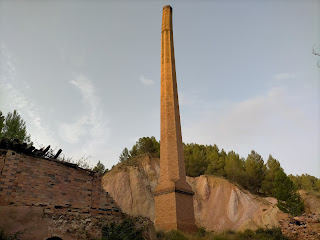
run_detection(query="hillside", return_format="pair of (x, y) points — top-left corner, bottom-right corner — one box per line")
(102, 155), (290, 232)
(298, 190), (320, 214)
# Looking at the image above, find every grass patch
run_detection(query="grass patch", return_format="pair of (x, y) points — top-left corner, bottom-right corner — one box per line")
(157, 228), (288, 240)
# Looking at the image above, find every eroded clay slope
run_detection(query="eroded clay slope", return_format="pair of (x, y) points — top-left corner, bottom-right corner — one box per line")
(299, 190), (320, 214)
(188, 176), (282, 231)
(102, 155), (284, 232)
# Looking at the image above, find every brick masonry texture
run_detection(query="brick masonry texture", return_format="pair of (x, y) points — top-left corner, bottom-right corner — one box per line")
(154, 5), (196, 232)
(0, 149), (123, 240)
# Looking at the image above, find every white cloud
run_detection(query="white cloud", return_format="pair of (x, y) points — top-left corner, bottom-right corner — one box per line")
(1, 82), (56, 147)
(58, 74), (111, 166)
(185, 86), (308, 145)
(59, 74), (108, 145)
(139, 75), (155, 86)
(1, 44), (111, 166)
(59, 118), (87, 144)
(70, 74), (97, 110)
(182, 85), (319, 176)
(0, 44), (57, 147)
(274, 72), (296, 81)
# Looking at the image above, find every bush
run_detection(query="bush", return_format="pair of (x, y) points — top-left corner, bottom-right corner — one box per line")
(163, 230), (188, 240)
(196, 227), (206, 238)
(254, 228), (288, 240)
(156, 230), (166, 240)
(156, 228), (288, 240)
(101, 218), (143, 240)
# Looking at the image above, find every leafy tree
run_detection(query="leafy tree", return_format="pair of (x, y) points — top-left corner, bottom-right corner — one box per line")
(184, 143), (209, 177)
(132, 136), (160, 157)
(205, 144), (226, 176)
(224, 151), (244, 184)
(244, 150), (266, 193)
(119, 147), (130, 162)
(261, 155), (283, 196)
(118, 137), (160, 163)
(274, 170), (304, 216)
(289, 174), (320, 192)
(1, 110), (31, 143)
(93, 161), (108, 175)
(130, 145), (139, 158)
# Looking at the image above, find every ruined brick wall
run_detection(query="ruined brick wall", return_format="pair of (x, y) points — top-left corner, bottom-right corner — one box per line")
(0, 150), (6, 175)
(0, 149), (123, 240)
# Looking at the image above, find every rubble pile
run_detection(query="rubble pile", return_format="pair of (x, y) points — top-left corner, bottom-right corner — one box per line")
(279, 213), (320, 240)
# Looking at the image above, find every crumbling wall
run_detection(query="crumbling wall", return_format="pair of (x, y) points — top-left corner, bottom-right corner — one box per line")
(0, 149), (123, 240)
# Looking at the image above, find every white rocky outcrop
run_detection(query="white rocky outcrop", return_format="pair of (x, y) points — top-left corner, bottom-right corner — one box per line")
(102, 155), (284, 232)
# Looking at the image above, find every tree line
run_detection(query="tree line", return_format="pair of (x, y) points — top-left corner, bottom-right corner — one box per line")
(0, 110), (314, 216)
(289, 174), (320, 193)
(119, 136), (319, 216)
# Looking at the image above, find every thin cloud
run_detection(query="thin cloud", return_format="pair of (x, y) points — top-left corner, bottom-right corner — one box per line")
(60, 74), (108, 144)
(139, 75), (155, 86)
(70, 75), (97, 109)
(183, 85), (318, 175)
(1, 45), (111, 165)
(59, 74), (110, 165)
(184, 86), (305, 145)
(0, 44), (57, 147)
(179, 91), (209, 108)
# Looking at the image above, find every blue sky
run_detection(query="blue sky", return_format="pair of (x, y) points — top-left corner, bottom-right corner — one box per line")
(0, 0), (319, 177)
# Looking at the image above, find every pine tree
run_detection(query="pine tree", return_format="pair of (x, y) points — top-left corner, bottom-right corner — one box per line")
(1, 110), (31, 143)
(93, 161), (107, 175)
(184, 143), (208, 177)
(261, 155), (283, 195)
(205, 144), (225, 176)
(244, 150), (266, 193)
(128, 137), (160, 158)
(274, 170), (304, 216)
(119, 147), (130, 162)
(224, 151), (244, 183)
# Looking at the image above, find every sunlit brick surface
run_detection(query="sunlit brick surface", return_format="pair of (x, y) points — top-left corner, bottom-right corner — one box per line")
(154, 5), (196, 232)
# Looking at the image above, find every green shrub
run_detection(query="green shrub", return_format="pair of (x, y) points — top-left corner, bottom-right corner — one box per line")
(101, 218), (143, 240)
(196, 227), (206, 238)
(255, 228), (288, 240)
(156, 227), (288, 240)
(212, 236), (229, 240)
(156, 229), (166, 240)
(164, 230), (188, 240)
